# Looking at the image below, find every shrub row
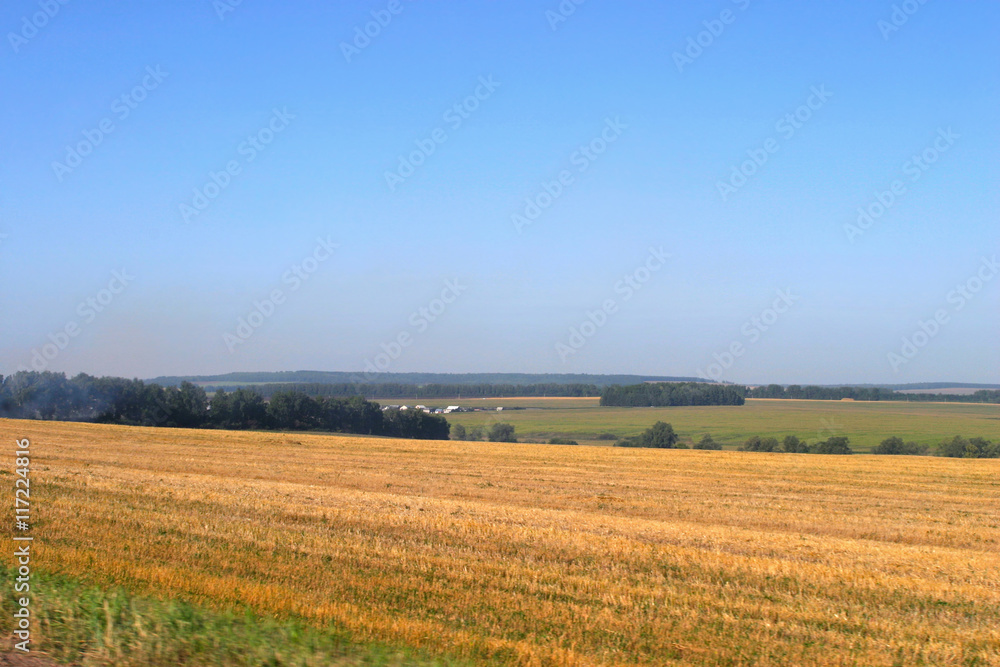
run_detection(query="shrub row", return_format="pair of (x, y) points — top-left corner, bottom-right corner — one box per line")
(739, 435), (852, 454)
(611, 425), (998, 457)
(450, 422), (517, 442)
(933, 435), (999, 458)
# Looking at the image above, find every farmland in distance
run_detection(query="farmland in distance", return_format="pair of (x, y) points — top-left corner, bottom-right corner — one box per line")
(412, 398), (1000, 451)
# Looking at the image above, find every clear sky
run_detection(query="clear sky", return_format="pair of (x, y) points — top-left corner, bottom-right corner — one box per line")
(1, 0), (997, 384)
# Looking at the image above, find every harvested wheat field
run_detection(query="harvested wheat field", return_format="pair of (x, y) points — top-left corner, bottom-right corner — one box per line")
(3, 418), (1000, 666)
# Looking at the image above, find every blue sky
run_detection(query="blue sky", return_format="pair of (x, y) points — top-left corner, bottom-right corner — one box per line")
(1, 0), (997, 384)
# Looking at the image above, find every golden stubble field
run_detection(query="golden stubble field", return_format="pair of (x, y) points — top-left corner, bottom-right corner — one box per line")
(2, 418), (999, 666)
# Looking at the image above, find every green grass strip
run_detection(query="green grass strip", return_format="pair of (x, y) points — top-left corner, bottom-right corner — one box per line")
(0, 567), (470, 666)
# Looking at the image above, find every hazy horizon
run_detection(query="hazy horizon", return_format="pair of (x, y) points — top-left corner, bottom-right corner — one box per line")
(130, 370), (1000, 390)
(2, 1), (997, 385)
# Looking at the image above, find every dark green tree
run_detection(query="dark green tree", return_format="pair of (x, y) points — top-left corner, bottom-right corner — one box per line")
(965, 437), (997, 458)
(694, 434), (722, 450)
(619, 422), (679, 448)
(165, 381), (209, 428)
(228, 388), (267, 429)
(210, 388), (232, 427)
(643, 422), (678, 448)
(488, 422), (516, 442)
(382, 409), (450, 440)
(782, 435), (808, 453)
(937, 435), (969, 458)
(812, 436), (852, 455)
(267, 391), (321, 430)
(874, 436), (904, 455)
(741, 435), (779, 452)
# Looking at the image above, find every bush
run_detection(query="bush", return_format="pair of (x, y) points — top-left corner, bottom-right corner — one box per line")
(873, 436), (927, 455)
(782, 435), (809, 453)
(693, 434), (722, 450)
(937, 435), (969, 458)
(812, 436), (852, 455)
(963, 437), (998, 458)
(645, 422), (678, 448)
(741, 436), (779, 452)
(971, 437), (1000, 458)
(936, 436), (1000, 458)
(873, 436), (903, 455)
(549, 437), (579, 446)
(450, 423), (467, 440)
(487, 422), (517, 442)
(618, 422), (679, 449)
(595, 433), (619, 441)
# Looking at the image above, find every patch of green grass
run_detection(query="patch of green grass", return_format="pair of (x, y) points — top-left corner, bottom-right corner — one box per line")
(444, 399), (1000, 452)
(0, 567), (470, 666)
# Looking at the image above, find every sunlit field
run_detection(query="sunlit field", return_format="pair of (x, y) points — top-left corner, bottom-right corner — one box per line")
(3, 418), (999, 665)
(436, 398), (1000, 451)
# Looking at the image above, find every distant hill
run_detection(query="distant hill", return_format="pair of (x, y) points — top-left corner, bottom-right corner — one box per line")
(146, 373), (1000, 392)
(748, 382), (1000, 391)
(879, 382), (1000, 391)
(147, 371), (708, 388)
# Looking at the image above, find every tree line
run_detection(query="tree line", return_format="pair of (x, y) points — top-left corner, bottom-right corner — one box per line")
(614, 424), (853, 454)
(601, 383), (746, 407)
(931, 436), (999, 458)
(612, 422), (998, 458)
(747, 384), (1000, 403)
(233, 382), (602, 400)
(738, 435), (852, 454)
(737, 434), (998, 457)
(0, 372), (449, 440)
(151, 371), (700, 388)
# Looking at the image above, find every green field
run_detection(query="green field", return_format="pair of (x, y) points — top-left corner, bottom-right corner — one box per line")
(427, 398), (1000, 451)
